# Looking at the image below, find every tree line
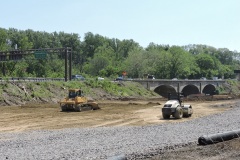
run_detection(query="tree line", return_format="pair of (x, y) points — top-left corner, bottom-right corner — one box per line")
(0, 27), (239, 79)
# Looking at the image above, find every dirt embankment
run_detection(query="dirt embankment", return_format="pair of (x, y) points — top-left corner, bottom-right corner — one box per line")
(0, 81), (161, 106)
(1, 79), (239, 107)
(0, 99), (237, 133)
(0, 81), (238, 132)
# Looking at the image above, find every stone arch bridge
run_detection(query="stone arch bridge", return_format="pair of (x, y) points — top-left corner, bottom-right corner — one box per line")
(133, 79), (225, 98)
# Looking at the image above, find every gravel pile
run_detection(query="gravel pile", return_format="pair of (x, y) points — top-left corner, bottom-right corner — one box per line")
(0, 103), (240, 160)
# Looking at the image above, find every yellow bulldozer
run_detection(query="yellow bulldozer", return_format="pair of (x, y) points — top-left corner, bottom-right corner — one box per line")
(59, 89), (99, 112)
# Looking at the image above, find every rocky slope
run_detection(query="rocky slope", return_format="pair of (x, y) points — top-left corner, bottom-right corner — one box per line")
(0, 80), (159, 106)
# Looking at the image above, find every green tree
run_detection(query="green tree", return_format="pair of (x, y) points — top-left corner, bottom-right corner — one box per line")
(168, 46), (193, 78)
(146, 43), (169, 52)
(195, 53), (216, 78)
(0, 28), (8, 51)
(7, 28), (33, 49)
(1, 27), (239, 79)
(141, 49), (161, 77)
(155, 50), (172, 79)
(123, 49), (144, 78)
(116, 39), (141, 60)
(13, 61), (28, 77)
(85, 55), (109, 76)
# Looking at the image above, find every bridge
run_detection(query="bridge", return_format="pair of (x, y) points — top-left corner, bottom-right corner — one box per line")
(133, 79), (226, 97)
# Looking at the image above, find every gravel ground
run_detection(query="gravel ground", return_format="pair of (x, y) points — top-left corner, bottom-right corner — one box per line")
(0, 102), (240, 160)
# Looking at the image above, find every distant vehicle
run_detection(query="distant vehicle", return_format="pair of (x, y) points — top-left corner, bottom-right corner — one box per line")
(200, 77), (207, 80)
(97, 77), (104, 80)
(115, 77), (123, 81)
(147, 75), (155, 79)
(212, 77), (220, 80)
(172, 78), (178, 80)
(71, 75), (85, 80)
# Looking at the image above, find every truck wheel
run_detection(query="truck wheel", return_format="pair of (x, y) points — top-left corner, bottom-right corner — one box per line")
(162, 113), (170, 119)
(183, 113), (192, 118)
(61, 105), (67, 112)
(174, 107), (183, 119)
(75, 105), (81, 112)
(90, 105), (94, 110)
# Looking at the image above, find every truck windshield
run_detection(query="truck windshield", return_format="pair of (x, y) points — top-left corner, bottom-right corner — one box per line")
(69, 91), (77, 98)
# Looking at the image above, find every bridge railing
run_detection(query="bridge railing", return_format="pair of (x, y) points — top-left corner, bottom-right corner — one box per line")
(131, 79), (226, 82)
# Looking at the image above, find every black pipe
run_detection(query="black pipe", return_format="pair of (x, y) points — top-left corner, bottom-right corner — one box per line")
(198, 130), (240, 145)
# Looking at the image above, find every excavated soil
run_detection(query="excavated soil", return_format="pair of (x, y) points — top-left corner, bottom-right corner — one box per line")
(0, 99), (236, 132)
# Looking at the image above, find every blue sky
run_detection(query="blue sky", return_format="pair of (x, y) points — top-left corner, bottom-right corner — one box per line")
(1, 0), (239, 51)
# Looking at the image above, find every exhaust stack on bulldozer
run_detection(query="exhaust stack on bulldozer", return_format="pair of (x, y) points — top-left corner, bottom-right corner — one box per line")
(59, 89), (99, 112)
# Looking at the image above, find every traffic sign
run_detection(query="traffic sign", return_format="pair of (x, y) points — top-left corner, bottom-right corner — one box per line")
(34, 51), (47, 59)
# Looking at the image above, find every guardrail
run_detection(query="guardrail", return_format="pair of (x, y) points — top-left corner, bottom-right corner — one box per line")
(0, 77), (229, 82)
(0, 77), (65, 82)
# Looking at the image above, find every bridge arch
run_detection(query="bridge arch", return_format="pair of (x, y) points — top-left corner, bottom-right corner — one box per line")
(202, 84), (216, 95)
(181, 84), (200, 96)
(135, 79), (225, 96)
(154, 85), (176, 98)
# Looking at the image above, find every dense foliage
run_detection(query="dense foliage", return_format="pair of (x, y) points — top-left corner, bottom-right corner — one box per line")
(0, 28), (239, 79)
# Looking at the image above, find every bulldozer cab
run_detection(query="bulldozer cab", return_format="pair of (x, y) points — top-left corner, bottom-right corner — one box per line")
(68, 89), (83, 98)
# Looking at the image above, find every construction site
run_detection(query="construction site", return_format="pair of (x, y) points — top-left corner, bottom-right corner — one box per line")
(0, 80), (240, 159)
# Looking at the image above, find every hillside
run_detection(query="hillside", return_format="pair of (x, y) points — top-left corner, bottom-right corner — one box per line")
(1, 79), (240, 107)
(0, 80), (160, 106)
